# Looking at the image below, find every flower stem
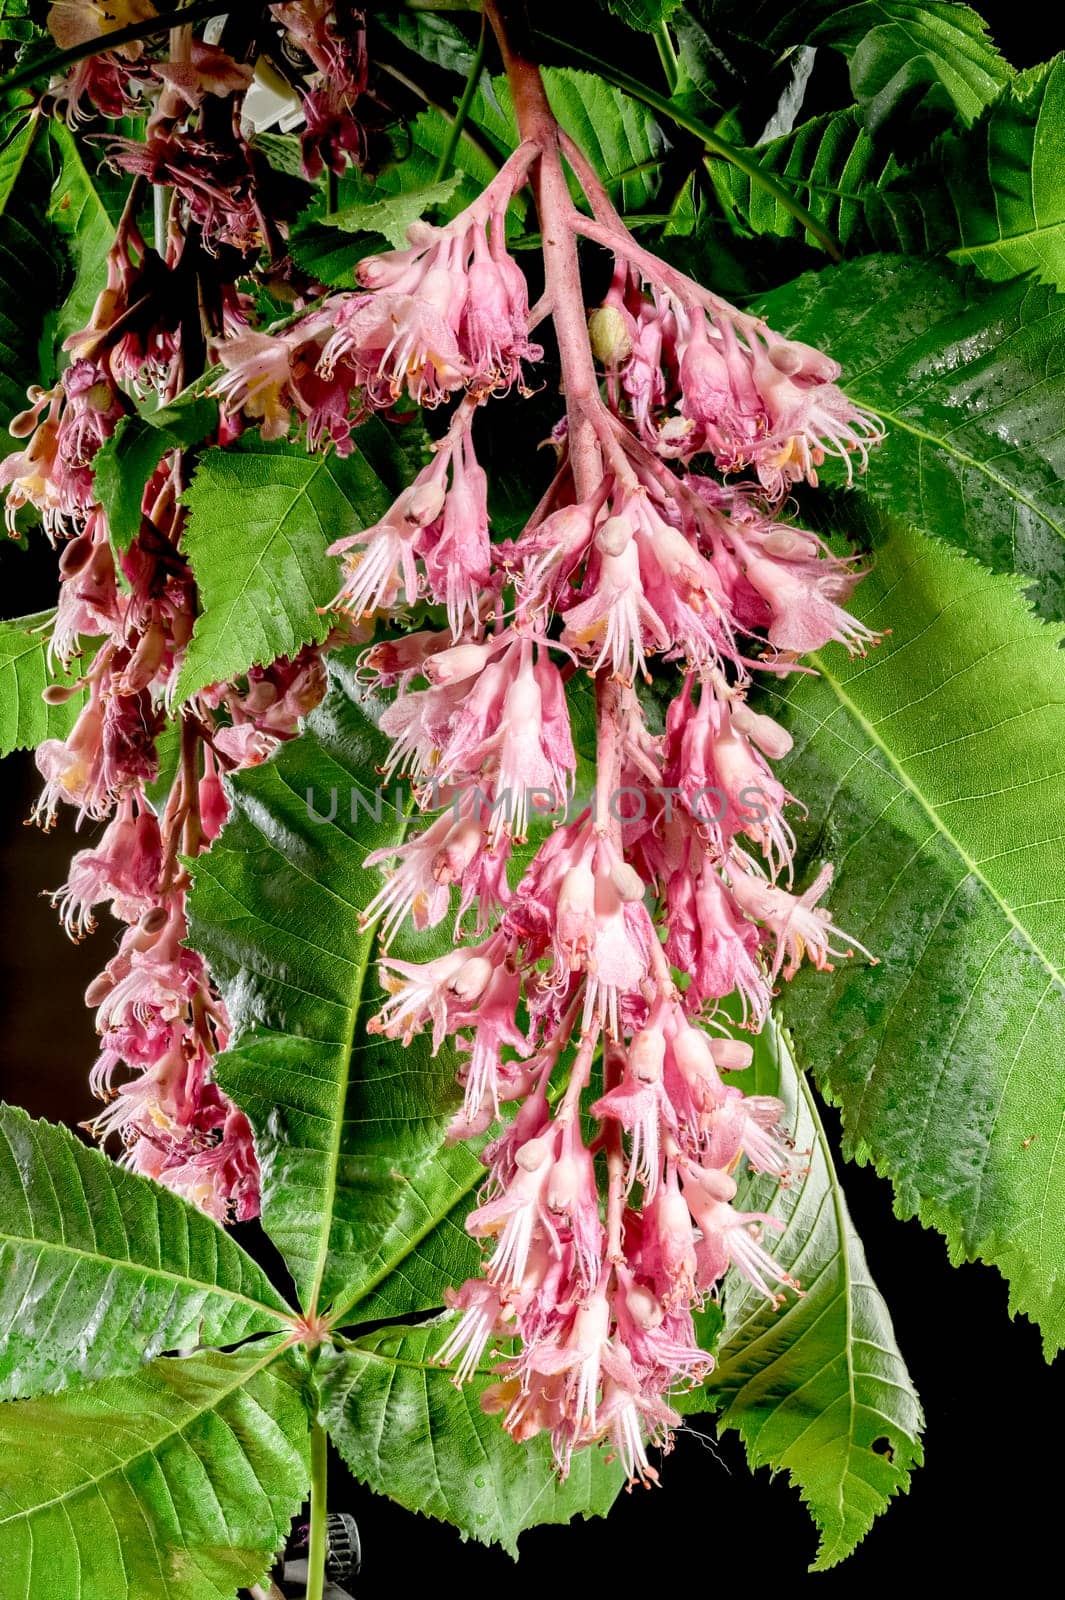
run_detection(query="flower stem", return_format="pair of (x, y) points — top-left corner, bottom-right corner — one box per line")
(435, 14), (488, 182)
(484, 2), (600, 495)
(306, 1419), (329, 1600)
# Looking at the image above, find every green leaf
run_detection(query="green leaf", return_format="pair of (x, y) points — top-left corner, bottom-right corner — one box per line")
(177, 436), (394, 702)
(0, 1105), (294, 1400)
(94, 394), (219, 555)
(690, 1023), (923, 1570)
(46, 120), (115, 353)
(874, 56), (1065, 292)
(708, 105), (901, 250)
(318, 1318), (623, 1555)
(377, 9), (481, 75)
(289, 206), (363, 288)
(0, 1345), (311, 1599)
(249, 131), (306, 178)
(833, 2), (1011, 131)
(759, 255), (1065, 621)
(0, 609), (88, 756)
(186, 653), (484, 1320)
(326, 172), (462, 248)
(703, 2), (1009, 126)
(600, 0), (684, 30)
(0, 116), (63, 444)
(758, 517), (1065, 1357)
(469, 68), (667, 212)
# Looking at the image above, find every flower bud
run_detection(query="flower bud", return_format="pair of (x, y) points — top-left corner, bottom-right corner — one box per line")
(448, 955), (493, 1003)
(730, 702), (794, 760)
(761, 527), (817, 560)
(626, 1282), (664, 1329)
(399, 480), (447, 528)
(594, 514), (633, 557)
(709, 1037), (754, 1071)
(84, 972), (115, 1007)
(630, 1025), (665, 1084)
(432, 820), (482, 885)
(514, 1134), (553, 1173)
(547, 1154), (580, 1213)
(9, 407), (41, 439)
(695, 1167), (737, 1203)
(767, 341), (804, 376)
(138, 905), (169, 937)
(357, 249), (416, 290)
(610, 860), (646, 903)
(243, 678), (281, 713)
(42, 683), (80, 706)
(424, 642), (490, 687)
(588, 304), (633, 365)
(58, 534), (94, 577)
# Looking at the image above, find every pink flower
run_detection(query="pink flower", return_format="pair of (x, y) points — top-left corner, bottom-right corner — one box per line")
(438, 1280), (509, 1385)
(467, 1130), (559, 1291)
(684, 1166), (796, 1302)
(561, 512), (669, 683)
(329, 474), (446, 617)
(51, 797), (161, 938)
(592, 1023), (675, 1198)
(727, 526), (880, 656)
(728, 858), (874, 981)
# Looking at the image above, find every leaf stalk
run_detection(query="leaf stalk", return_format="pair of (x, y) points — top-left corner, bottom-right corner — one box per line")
(306, 1418), (329, 1600)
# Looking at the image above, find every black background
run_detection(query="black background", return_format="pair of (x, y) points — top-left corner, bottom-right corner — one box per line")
(1, 2), (1062, 1591)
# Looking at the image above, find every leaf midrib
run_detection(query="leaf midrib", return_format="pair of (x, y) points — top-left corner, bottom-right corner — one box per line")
(0, 1227), (294, 1326)
(305, 780), (416, 1320)
(951, 219), (1065, 255)
(807, 652), (1065, 990)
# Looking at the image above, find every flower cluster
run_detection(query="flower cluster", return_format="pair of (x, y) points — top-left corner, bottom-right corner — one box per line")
(47, 4), (368, 244)
(210, 111), (881, 1476)
(212, 143), (541, 455)
(16, 6), (884, 1478)
(4, 3), (371, 1217)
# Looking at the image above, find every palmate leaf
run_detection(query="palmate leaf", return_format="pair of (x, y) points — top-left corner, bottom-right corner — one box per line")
(186, 652), (485, 1320)
(685, 1023), (923, 1571)
(0, 1344), (312, 1599)
(318, 1319), (624, 1556)
(177, 434), (396, 702)
(874, 56), (1065, 293)
(0, 609), (90, 756)
(827, 1), (1010, 133)
(759, 255), (1065, 621)
(0, 1105), (294, 1400)
(756, 516), (1065, 1356)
